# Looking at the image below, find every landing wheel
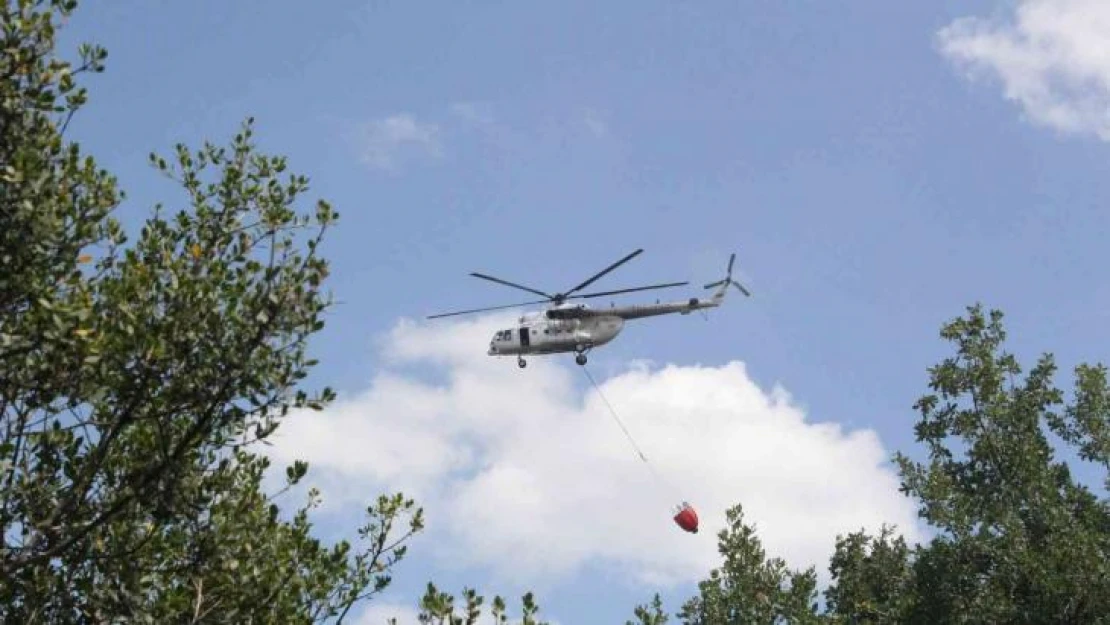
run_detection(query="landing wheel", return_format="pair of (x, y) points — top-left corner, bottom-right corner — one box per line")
(575, 353), (587, 366)
(517, 357), (527, 368)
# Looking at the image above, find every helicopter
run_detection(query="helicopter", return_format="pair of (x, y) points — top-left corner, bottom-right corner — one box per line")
(426, 249), (750, 368)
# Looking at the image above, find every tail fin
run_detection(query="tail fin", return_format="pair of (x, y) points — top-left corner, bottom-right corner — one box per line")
(703, 252), (751, 302)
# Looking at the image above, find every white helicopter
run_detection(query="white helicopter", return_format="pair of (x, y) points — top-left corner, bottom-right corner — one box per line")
(427, 249), (750, 368)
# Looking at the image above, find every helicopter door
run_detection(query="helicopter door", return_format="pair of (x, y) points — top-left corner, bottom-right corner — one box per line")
(518, 327), (530, 348)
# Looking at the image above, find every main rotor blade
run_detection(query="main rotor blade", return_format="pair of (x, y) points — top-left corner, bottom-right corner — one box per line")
(572, 281), (689, 299)
(564, 248), (643, 296)
(469, 272), (554, 299)
(426, 299), (548, 319)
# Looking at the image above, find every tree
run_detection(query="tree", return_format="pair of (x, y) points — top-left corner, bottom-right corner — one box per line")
(893, 304), (1110, 623)
(627, 593), (668, 625)
(675, 504), (822, 624)
(1, 1), (423, 621)
(823, 525), (912, 624)
(389, 583), (549, 625)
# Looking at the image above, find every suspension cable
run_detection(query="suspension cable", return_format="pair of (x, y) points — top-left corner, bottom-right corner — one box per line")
(581, 363), (648, 463)
(579, 363), (687, 506)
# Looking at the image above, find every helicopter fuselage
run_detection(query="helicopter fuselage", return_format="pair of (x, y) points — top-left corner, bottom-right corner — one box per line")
(486, 291), (725, 363)
(487, 314), (624, 357)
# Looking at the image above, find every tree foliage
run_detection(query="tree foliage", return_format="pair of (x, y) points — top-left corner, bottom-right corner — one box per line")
(627, 594), (668, 625)
(823, 525), (913, 624)
(392, 583), (550, 625)
(892, 305), (1110, 623)
(1, 1), (423, 621)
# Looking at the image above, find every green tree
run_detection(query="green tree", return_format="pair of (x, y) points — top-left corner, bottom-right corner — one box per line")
(627, 593), (668, 625)
(676, 503), (822, 624)
(823, 525), (913, 624)
(893, 304), (1110, 623)
(1, 1), (423, 621)
(386, 583), (549, 625)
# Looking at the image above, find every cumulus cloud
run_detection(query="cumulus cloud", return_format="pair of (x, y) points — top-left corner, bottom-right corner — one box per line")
(269, 313), (923, 589)
(582, 108), (608, 137)
(937, 0), (1110, 141)
(358, 113), (442, 172)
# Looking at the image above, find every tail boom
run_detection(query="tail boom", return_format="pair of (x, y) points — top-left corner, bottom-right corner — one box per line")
(591, 252), (749, 320)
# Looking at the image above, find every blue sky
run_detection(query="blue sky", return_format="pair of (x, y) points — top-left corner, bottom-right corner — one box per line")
(60, 1), (1110, 622)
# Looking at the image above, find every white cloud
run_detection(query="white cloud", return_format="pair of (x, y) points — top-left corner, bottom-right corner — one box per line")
(358, 113), (442, 172)
(355, 601), (421, 625)
(269, 313), (923, 590)
(582, 108), (608, 137)
(938, 0), (1110, 141)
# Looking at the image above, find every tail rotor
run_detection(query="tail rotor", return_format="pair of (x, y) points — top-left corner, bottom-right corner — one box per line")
(704, 252), (751, 296)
